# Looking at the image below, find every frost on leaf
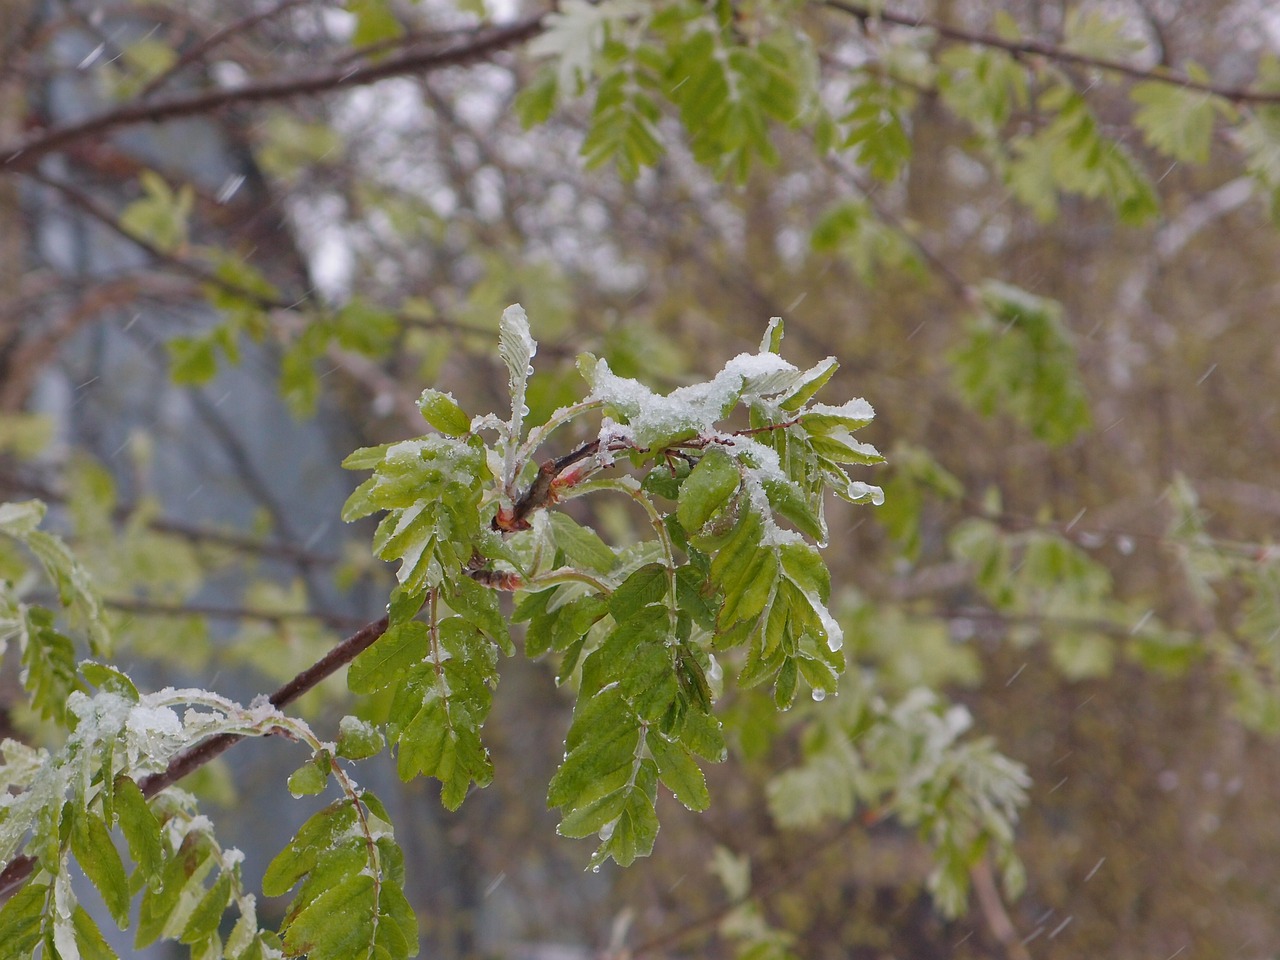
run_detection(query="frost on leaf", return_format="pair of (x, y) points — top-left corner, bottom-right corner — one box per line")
(499, 303), (538, 491)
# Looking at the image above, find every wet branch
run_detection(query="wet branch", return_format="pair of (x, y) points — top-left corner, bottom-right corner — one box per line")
(0, 615), (390, 902)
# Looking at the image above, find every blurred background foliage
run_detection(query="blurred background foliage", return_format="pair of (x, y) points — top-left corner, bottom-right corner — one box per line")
(2, 0), (1280, 957)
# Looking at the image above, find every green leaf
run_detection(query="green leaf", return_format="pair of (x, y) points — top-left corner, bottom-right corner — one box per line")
(180, 872), (232, 946)
(348, 621), (428, 694)
(841, 78), (914, 181)
(348, 0), (403, 48)
(447, 575), (514, 655)
(1007, 87), (1159, 224)
(515, 67), (560, 129)
(677, 448), (741, 532)
(949, 281), (1092, 445)
(549, 512), (619, 573)
(136, 832), (217, 948)
(610, 563), (670, 622)
(119, 170), (193, 253)
(20, 606), (82, 721)
(71, 812), (130, 928)
(72, 906), (120, 960)
(646, 731), (710, 811)
(337, 715), (385, 760)
(167, 336), (218, 385)
(1131, 80), (1219, 164)
(0, 881), (45, 960)
(417, 389), (471, 436)
(287, 758), (331, 797)
(390, 617), (497, 808)
(588, 759), (660, 868)
(113, 775), (163, 883)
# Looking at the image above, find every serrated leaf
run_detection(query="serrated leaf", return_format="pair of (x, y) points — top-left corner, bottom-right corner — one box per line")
(610, 563), (670, 622)
(549, 512), (618, 573)
(180, 872), (231, 946)
(677, 448), (740, 532)
(348, 621), (427, 694)
(113, 775), (162, 882)
(263, 802), (355, 897)
(72, 905), (120, 960)
(0, 881), (45, 960)
(588, 759), (659, 868)
(71, 813), (130, 929)
(281, 872), (377, 960)
(1131, 80), (1218, 164)
(646, 732), (710, 811)
(448, 575), (513, 655)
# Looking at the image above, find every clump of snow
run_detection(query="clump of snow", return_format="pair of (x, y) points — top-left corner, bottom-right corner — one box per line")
(807, 397), (876, 423)
(584, 351), (798, 447)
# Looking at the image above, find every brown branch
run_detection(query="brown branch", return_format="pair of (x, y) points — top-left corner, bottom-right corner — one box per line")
(971, 859), (1032, 960)
(0, 14), (546, 170)
(817, 0), (1280, 104)
(0, 614), (390, 901)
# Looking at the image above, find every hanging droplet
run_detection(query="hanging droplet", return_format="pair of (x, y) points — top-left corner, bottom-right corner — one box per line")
(811, 688), (827, 702)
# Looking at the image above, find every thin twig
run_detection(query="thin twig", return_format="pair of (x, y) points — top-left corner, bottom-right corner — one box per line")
(0, 15), (546, 170)
(136, 0), (317, 99)
(818, 0), (1280, 104)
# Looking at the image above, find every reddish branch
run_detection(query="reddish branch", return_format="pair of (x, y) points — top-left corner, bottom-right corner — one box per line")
(820, 0), (1280, 105)
(0, 615), (389, 901)
(0, 15), (545, 171)
(494, 442), (604, 532)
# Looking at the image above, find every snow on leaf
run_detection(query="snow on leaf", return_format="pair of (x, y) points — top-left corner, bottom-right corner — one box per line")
(583, 351), (797, 448)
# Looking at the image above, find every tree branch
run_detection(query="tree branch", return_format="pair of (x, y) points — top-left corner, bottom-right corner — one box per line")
(817, 0), (1280, 105)
(0, 14), (546, 171)
(0, 614), (390, 901)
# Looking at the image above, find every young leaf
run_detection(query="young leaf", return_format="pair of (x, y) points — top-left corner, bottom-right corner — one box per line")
(417, 389), (471, 436)
(499, 303), (537, 483)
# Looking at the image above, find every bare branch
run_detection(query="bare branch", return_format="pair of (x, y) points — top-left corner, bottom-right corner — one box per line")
(0, 14), (545, 170)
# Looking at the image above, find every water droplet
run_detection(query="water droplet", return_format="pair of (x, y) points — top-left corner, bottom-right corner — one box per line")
(811, 688), (827, 702)
(526, 365), (535, 376)
(591, 864), (601, 873)
(1116, 535), (1135, 555)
